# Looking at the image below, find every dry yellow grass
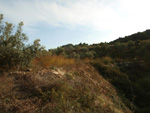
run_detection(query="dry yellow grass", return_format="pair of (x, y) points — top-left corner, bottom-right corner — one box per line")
(31, 53), (74, 69)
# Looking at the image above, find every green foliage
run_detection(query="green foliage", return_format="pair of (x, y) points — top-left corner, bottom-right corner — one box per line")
(100, 57), (112, 65)
(119, 61), (150, 113)
(84, 51), (94, 59)
(0, 47), (23, 70)
(137, 40), (150, 67)
(0, 14), (45, 71)
(91, 60), (135, 110)
(92, 58), (150, 113)
(111, 29), (150, 43)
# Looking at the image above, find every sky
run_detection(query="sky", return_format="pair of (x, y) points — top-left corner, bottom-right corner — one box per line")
(0, 0), (150, 49)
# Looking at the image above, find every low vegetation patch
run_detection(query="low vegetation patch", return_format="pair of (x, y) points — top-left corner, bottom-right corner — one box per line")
(31, 53), (75, 69)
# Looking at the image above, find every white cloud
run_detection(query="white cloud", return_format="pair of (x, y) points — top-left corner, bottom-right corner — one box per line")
(1, 0), (150, 40)
(0, 0), (119, 29)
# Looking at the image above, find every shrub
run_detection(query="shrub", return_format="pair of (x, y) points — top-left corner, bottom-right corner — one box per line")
(0, 14), (45, 71)
(31, 53), (74, 69)
(0, 47), (24, 71)
(101, 56), (112, 65)
(91, 59), (134, 110)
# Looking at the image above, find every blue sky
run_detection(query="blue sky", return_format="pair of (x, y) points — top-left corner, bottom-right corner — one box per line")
(0, 0), (150, 49)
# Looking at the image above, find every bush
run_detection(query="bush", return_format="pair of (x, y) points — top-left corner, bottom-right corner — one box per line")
(0, 14), (45, 71)
(101, 56), (112, 65)
(91, 59), (134, 110)
(31, 53), (74, 69)
(0, 47), (24, 71)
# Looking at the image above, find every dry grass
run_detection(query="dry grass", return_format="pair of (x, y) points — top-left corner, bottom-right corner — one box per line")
(31, 53), (74, 70)
(0, 75), (14, 98)
(0, 61), (132, 113)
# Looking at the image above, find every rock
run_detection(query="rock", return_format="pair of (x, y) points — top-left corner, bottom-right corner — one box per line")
(52, 70), (59, 75)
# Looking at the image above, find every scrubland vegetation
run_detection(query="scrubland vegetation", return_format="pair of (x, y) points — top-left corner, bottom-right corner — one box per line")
(31, 53), (74, 69)
(0, 14), (150, 113)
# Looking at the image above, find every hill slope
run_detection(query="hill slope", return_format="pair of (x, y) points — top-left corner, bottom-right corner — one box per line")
(111, 29), (150, 43)
(0, 62), (131, 113)
(49, 29), (150, 113)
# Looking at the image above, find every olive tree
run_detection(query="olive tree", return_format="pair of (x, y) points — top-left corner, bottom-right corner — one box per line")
(0, 14), (45, 71)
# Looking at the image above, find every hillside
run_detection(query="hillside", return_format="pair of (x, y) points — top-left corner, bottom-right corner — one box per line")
(49, 30), (150, 113)
(1, 14), (150, 113)
(111, 29), (150, 43)
(0, 62), (131, 113)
